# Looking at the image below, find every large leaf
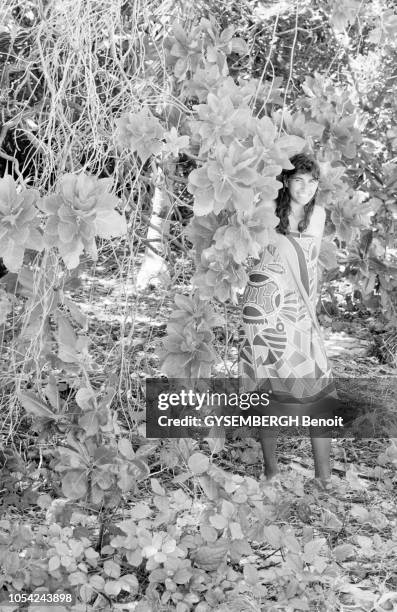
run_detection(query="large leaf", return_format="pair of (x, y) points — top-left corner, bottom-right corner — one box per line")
(94, 210), (127, 239)
(118, 438), (135, 460)
(174, 293), (195, 313)
(61, 469), (88, 500)
(18, 391), (56, 420)
(78, 411), (100, 437)
(104, 581), (122, 597)
(57, 314), (78, 363)
(58, 221), (76, 243)
(16, 266), (34, 292)
(276, 134), (306, 156)
(63, 297), (88, 328)
(263, 525), (282, 548)
(129, 459), (150, 481)
(318, 239), (338, 269)
(193, 190), (216, 216)
(75, 387), (96, 411)
(44, 375), (62, 412)
(161, 352), (191, 377)
(2, 240), (25, 273)
(57, 445), (86, 469)
(58, 238), (85, 270)
(118, 574), (139, 594)
(188, 452), (209, 474)
(204, 434), (225, 454)
(117, 464), (136, 492)
(24, 227), (45, 252)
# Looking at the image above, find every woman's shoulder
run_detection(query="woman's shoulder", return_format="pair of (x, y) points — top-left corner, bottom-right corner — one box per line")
(312, 204), (326, 219)
(306, 204), (325, 236)
(309, 204), (326, 225)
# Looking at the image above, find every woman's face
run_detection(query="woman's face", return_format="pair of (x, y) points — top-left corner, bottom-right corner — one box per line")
(288, 171), (318, 206)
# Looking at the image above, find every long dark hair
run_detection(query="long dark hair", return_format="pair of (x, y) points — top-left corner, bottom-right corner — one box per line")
(275, 153), (320, 235)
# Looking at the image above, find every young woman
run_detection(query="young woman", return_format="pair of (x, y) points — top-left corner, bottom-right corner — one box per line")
(239, 153), (339, 491)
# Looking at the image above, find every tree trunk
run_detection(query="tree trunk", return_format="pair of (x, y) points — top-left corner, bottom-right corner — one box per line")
(136, 165), (171, 291)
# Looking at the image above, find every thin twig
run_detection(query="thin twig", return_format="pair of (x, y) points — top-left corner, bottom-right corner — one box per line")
(278, 0), (299, 135)
(252, 8), (280, 112)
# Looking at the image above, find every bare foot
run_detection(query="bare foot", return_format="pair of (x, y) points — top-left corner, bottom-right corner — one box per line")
(305, 477), (334, 493)
(265, 470), (280, 481)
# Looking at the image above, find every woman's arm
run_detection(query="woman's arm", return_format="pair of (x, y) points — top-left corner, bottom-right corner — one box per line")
(309, 205), (326, 257)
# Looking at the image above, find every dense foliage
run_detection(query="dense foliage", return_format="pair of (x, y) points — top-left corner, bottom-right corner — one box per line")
(0, 0), (397, 610)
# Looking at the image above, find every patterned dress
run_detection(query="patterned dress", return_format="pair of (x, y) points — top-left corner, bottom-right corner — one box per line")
(239, 231), (337, 413)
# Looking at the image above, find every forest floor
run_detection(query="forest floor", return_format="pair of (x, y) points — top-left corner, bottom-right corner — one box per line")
(127, 266), (397, 609)
(1, 252), (397, 611)
(73, 257), (397, 609)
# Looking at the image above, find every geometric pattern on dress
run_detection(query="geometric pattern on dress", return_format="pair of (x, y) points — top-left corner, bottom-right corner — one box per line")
(238, 235), (334, 400)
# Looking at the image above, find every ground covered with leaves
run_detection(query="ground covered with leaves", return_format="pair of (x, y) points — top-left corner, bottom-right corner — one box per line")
(1, 249), (396, 612)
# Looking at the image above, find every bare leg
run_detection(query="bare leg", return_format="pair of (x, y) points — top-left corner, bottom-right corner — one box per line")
(310, 434), (331, 481)
(258, 430), (279, 479)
